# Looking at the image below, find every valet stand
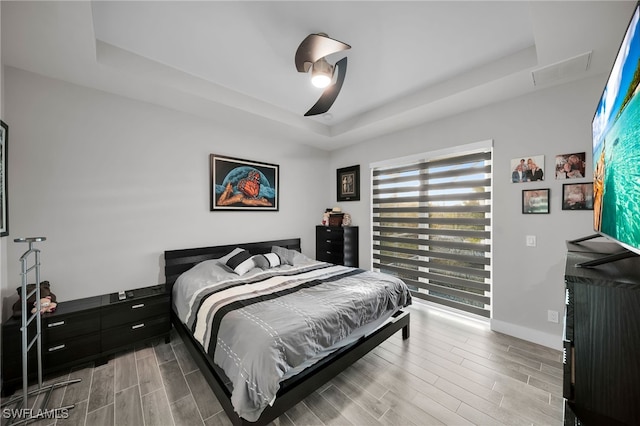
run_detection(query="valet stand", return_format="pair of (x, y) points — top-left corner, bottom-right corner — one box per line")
(0, 238), (80, 425)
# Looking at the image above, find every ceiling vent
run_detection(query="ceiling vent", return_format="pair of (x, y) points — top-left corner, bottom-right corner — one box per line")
(531, 51), (592, 87)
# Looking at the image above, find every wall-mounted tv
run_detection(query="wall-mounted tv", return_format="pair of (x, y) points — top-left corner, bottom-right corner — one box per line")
(590, 1), (640, 266)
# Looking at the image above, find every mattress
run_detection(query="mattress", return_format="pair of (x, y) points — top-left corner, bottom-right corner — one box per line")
(172, 251), (411, 421)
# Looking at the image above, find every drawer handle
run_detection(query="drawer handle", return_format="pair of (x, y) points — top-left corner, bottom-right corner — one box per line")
(131, 323), (145, 330)
(326, 240), (331, 243)
(326, 251), (332, 254)
(48, 321), (65, 328)
(131, 304), (145, 309)
(48, 344), (66, 352)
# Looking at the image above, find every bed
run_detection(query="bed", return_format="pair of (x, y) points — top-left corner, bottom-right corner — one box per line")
(164, 238), (411, 425)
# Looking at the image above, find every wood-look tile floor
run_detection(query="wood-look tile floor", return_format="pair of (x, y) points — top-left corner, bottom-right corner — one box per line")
(2, 302), (563, 426)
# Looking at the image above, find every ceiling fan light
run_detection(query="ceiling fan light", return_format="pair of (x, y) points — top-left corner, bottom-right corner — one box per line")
(311, 74), (332, 88)
(311, 58), (333, 88)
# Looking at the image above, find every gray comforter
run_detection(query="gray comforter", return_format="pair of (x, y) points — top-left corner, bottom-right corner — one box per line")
(173, 259), (411, 421)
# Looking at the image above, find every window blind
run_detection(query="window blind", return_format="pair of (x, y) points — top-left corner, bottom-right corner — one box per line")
(372, 150), (492, 318)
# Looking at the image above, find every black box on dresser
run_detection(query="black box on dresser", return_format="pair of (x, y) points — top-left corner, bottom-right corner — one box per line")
(563, 241), (640, 426)
(1, 284), (170, 396)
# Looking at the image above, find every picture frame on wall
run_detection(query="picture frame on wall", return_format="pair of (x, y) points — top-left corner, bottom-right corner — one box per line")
(510, 155), (545, 183)
(522, 188), (550, 214)
(337, 165), (360, 201)
(210, 154), (279, 211)
(0, 120), (8, 237)
(562, 183), (594, 210)
(555, 152), (586, 179)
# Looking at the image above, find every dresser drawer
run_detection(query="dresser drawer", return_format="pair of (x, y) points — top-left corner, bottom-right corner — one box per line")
(101, 315), (170, 352)
(316, 226), (344, 241)
(102, 295), (169, 329)
(317, 237), (345, 250)
(45, 311), (100, 342)
(44, 333), (100, 367)
(318, 251), (345, 264)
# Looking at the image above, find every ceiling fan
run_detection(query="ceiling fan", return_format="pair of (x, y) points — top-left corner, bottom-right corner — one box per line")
(295, 33), (351, 117)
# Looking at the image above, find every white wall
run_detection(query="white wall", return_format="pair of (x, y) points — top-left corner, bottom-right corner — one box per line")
(329, 75), (603, 349)
(2, 67), (330, 313)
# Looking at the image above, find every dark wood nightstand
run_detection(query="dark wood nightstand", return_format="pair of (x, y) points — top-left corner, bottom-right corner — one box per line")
(101, 285), (171, 352)
(1, 285), (170, 396)
(316, 226), (359, 267)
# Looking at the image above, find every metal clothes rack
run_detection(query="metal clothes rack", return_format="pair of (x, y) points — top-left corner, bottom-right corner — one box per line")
(0, 237), (80, 425)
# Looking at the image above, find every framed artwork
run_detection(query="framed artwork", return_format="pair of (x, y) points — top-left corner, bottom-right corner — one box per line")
(562, 183), (594, 210)
(511, 155), (545, 183)
(555, 152), (586, 179)
(522, 188), (550, 214)
(337, 165), (360, 201)
(210, 154), (279, 211)
(0, 120), (7, 237)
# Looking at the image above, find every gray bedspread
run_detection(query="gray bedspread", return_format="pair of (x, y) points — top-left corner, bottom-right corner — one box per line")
(173, 259), (411, 422)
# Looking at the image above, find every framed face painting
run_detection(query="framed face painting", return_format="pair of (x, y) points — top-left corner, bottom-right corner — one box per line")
(210, 154), (279, 211)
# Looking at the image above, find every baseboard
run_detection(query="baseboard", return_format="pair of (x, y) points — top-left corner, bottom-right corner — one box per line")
(490, 319), (562, 351)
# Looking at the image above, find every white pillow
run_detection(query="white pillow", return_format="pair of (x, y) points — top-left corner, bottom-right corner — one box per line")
(225, 249), (256, 276)
(252, 253), (282, 269)
(271, 246), (296, 265)
(217, 247), (246, 265)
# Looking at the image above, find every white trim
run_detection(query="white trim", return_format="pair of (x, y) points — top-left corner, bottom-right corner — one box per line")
(414, 299), (489, 328)
(491, 318), (562, 350)
(369, 139), (493, 169)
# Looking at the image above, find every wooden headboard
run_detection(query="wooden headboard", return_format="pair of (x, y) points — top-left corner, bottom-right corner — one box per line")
(164, 238), (301, 290)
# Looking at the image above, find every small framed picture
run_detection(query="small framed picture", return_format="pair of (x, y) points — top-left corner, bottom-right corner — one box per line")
(555, 152), (586, 180)
(337, 165), (360, 201)
(522, 188), (550, 214)
(0, 120), (8, 237)
(511, 155), (545, 183)
(562, 183), (594, 210)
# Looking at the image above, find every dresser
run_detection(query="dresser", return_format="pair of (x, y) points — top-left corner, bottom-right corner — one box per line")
(315, 225), (359, 267)
(1, 284), (170, 396)
(563, 241), (640, 425)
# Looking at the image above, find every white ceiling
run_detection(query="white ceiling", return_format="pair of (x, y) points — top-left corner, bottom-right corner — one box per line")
(1, 1), (637, 151)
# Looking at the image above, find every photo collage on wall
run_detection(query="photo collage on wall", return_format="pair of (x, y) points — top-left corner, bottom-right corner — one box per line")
(512, 151), (592, 213)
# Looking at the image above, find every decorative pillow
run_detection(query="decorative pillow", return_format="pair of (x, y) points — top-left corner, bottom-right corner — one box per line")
(225, 249), (256, 276)
(271, 246), (296, 265)
(252, 253), (282, 269)
(217, 247), (246, 265)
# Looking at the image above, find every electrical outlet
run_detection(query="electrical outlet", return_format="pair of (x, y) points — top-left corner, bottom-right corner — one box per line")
(548, 310), (559, 323)
(526, 235), (537, 247)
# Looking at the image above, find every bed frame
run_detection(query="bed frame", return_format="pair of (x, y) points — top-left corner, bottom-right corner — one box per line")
(164, 238), (410, 426)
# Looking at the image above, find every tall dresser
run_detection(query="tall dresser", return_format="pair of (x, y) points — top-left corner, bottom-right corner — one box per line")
(563, 241), (640, 425)
(315, 226), (359, 267)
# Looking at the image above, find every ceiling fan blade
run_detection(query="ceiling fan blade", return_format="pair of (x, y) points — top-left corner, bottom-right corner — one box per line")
(305, 57), (347, 117)
(295, 33), (351, 73)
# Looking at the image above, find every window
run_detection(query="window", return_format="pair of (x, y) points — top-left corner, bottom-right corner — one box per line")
(371, 144), (492, 318)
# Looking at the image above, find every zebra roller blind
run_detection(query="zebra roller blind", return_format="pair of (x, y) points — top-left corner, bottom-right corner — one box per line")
(372, 149), (492, 317)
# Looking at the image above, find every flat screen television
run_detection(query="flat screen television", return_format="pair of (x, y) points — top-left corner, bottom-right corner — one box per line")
(588, 1), (640, 266)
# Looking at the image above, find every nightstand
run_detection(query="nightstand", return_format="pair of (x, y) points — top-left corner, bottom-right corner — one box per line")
(101, 285), (171, 352)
